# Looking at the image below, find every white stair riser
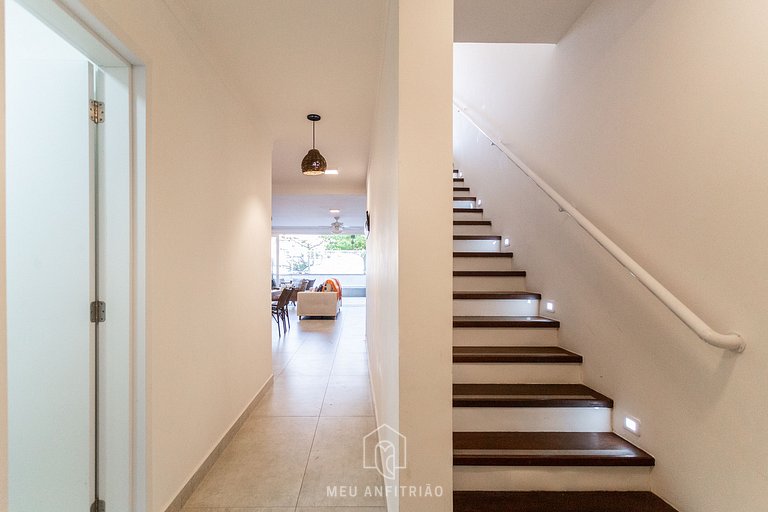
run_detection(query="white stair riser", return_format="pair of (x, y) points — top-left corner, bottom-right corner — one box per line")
(453, 224), (493, 235)
(453, 299), (539, 316)
(454, 211), (485, 221)
(453, 199), (477, 208)
(453, 407), (611, 432)
(452, 363), (581, 384)
(453, 239), (501, 252)
(453, 328), (559, 346)
(453, 257), (513, 271)
(453, 190), (471, 198)
(453, 275), (526, 291)
(453, 466), (651, 492)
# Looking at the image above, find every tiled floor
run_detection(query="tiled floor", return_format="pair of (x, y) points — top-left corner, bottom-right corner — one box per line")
(182, 298), (386, 512)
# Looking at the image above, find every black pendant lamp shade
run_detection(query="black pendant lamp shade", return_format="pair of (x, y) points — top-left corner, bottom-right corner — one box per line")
(301, 113), (327, 176)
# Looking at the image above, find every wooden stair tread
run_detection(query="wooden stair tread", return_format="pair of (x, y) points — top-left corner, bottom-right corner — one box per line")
(454, 186), (470, 192)
(454, 177), (465, 182)
(454, 220), (491, 226)
(453, 316), (560, 328)
(453, 251), (513, 257)
(453, 346), (582, 364)
(454, 291), (541, 300)
(454, 207), (483, 213)
(453, 270), (526, 277)
(454, 491), (676, 511)
(454, 196), (477, 201)
(453, 235), (502, 240)
(453, 383), (612, 408)
(453, 432), (653, 466)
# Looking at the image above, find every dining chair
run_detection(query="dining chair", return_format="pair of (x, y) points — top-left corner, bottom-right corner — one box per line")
(271, 287), (292, 335)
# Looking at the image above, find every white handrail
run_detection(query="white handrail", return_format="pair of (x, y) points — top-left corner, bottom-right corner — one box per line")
(454, 100), (746, 353)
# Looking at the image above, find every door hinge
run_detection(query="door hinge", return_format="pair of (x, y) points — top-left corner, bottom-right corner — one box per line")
(90, 301), (106, 323)
(90, 499), (105, 512)
(89, 100), (104, 124)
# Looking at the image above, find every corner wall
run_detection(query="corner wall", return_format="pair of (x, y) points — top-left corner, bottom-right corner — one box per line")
(453, 1), (768, 510)
(61, 1), (274, 510)
(0, 2), (7, 509)
(367, 1), (453, 510)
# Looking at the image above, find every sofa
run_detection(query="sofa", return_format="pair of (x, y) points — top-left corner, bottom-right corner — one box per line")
(297, 291), (341, 319)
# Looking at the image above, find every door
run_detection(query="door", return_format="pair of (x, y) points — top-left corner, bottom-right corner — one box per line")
(7, 56), (97, 510)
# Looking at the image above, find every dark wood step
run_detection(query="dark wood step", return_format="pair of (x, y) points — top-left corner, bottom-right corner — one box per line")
(453, 432), (653, 467)
(453, 270), (526, 277)
(454, 177), (465, 182)
(453, 316), (560, 328)
(453, 187), (470, 192)
(453, 220), (491, 226)
(453, 251), (513, 258)
(453, 383), (612, 408)
(453, 291), (541, 300)
(453, 346), (582, 364)
(454, 491), (677, 512)
(453, 235), (502, 241)
(453, 196), (477, 201)
(454, 207), (483, 214)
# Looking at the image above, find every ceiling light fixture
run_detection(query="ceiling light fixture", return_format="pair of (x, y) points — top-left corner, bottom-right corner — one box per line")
(329, 209), (341, 215)
(301, 113), (327, 176)
(330, 216), (344, 234)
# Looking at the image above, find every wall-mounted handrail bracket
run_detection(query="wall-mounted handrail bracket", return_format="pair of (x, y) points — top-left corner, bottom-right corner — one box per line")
(454, 99), (745, 353)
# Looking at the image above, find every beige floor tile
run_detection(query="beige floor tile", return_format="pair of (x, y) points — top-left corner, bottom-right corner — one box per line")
(297, 417), (386, 508)
(321, 375), (373, 417)
(296, 508), (386, 512)
(184, 417), (317, 508)
(184, 508), (294, 512)
(331, 352), (370, 376)
(253, 375), (328, 417)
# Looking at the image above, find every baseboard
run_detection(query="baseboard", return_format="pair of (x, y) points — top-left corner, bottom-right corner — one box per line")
(164, 374), (275, 512)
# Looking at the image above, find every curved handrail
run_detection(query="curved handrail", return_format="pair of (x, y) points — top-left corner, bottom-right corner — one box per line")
(454, 100), (746, 353)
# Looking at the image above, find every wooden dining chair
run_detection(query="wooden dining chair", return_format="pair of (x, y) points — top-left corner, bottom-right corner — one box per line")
(271, 287), (292, 335)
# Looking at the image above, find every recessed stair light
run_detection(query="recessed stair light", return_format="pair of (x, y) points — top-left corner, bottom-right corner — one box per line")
(624, 416), (641, 436)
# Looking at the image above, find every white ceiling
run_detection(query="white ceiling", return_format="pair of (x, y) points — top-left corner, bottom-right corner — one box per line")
(272, 194), (366, 234)
(454, 0), (593, 43)
(165, 0), (388, 196)
(165, 0), (592, 230)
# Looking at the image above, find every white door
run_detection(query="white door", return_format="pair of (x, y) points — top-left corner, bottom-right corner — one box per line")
(7, 57), (97, 511)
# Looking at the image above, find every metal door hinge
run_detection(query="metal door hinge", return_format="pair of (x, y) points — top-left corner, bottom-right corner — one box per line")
(89, 100), (104, 124)
(90, 301), (106, 323)
(90, 499), (105, 512)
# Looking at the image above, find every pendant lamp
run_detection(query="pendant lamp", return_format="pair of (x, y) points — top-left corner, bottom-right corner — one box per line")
(301, 113), (327, 176)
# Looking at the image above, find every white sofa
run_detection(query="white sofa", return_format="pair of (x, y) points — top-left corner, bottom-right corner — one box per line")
(297, 291), (341, 319)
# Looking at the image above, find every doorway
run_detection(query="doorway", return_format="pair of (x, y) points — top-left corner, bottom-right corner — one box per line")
(5, 0), (140, 510)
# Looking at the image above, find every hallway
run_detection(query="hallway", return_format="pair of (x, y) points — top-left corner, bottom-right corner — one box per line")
(181, 298), (386, 511)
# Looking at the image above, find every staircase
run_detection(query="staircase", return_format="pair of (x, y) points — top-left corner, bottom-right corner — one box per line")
(451, 170), (677, 512)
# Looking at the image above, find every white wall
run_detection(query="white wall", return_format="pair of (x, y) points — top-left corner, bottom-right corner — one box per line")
(367, 1), (453, 511)
(43, 1), (274, 510)
(454, 1), (768, 510)
(366, 1), (400, 508)
(0, 2), (7, 509)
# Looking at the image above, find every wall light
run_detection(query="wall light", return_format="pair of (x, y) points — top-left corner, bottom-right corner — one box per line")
(624, 416), (641, 436)
(325, 169), (339, 175)
(545, 301), (555, 313)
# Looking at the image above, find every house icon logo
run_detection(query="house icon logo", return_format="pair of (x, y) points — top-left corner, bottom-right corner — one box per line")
(363, 424), (406, 480)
